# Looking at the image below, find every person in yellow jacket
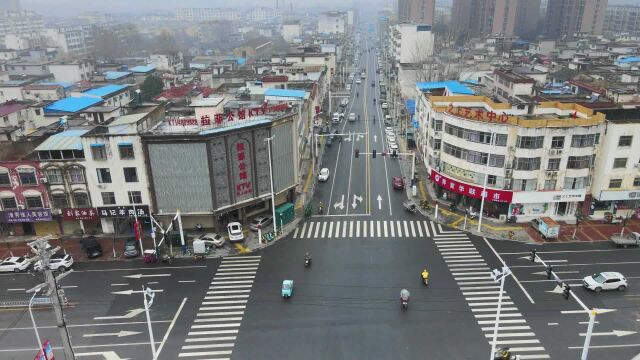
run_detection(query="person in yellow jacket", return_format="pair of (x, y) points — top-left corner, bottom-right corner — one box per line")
(421, 268), (429, 285)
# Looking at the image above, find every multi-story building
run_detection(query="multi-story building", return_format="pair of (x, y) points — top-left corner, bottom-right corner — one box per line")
(398, 0), (436, 25)
(282, 21), (301, 42)
(389, 23), (434, 64)
(148, 53), (184, 74)
(44, 25), (95, 57)
(514, 0), (541, 39)
(484, 69), (536, 102)
(415, 82), (605, 221)
(0, 10), (44, 49)
(175, 8), (241, 22)
(604, 5), (640, 34)
(318, 11), (347, 35)
(48, 60), (95, 83)
(544, 0), (608, 38)
(451, 0), (524, 37)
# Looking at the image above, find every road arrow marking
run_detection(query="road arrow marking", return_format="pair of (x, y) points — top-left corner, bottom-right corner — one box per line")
(373, 135), (377, 142)
(534, 270), (578, 276)
(579, 330), (636, 337)
(76, 351), (130, 360)
(352, 194), (363, 209)
(546, 285), (565, 294)
(357, 134), (364, 141)
(111, 289), (164, 295)
(334, 194), (345, 210)
(123, 274), (171, 279)
(519, 256), (568, 263)
(562, 308), (616, 315)
(94, 308), (145, 320)
(83, 331), (141, 338)
(377, 195), (382, 210)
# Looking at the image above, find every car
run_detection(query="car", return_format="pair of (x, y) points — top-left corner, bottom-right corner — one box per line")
(346, 84), (352, 91)
(338, 112), (345, 119)
(371, 81), (375, 87)
(123, 239), (140, 258)
(389, 143), (399, 151)
(227, 222), (244, 242)
(385, 130), (394, 137)
(348, 113), (356, 121)
(34, 254), (74, 272)
(355, 78), (362, 84)
(381, 102), (389, 109)
(332, 115), (340, 124)
(198, 232), (226, 247)
(385, 126), (393, 132)
(583, 272), (627, 292)
(341, 98), (349, 106)
(81, 236), (103, 259)
(318, 168), (330, 182)
(326, 137), (333, 147)
(387, 134), (396, 142)
(361, 73), (366, 79)
(248, 216), (272, 232)
(392, 176), (405, 190)
(0, 256), (30, 273)
(282, 279), (294, 298)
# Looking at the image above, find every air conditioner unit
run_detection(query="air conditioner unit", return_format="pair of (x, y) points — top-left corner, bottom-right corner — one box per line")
(40, 177), (48, 183)
(634, 163), (640, 170)
(546, 171), (557, 177)
(97, 184), (106, 189)
(17, 204), (25, 210)
(433, 150), (440, 157)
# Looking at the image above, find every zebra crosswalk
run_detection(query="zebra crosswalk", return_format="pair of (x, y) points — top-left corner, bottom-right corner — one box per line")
(293, 219), (442, 239)
(432, 231), (550, 359)
(178, 255), (261, 359)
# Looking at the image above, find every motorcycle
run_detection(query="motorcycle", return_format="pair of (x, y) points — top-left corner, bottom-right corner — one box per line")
(304, 256), (311, 267)
(494, 347), (518, 360)
(400, 289), (410, 309)
(318, 204), (324, 214)
(421, 271), (429, 286)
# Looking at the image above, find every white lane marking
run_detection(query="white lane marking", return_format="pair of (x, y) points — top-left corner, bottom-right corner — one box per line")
(484, 237), (534, 305)
(460, 286), (499, 291)
(335, 221), (340, 238)
(213, 272), (256, 276)
(342, 221), (348, 237)
(397, 221), (403, 237)
(363, 220), (367, 237)
(448, 262), (488, 267)
(7, 288), (25, 291)
(370, 220), (375, 237)
(478, 319), (527, 325)
(423, 221), (430, 237)
(178, 349), (233, 357)
(73, 265), (207, 272)
(410, 221), (416, 237)
(377, 220), (381, 237)
(463, 290), (505, 296)
(313, 222), (320, 238)
(210, 285), (252, 289)
(417, 221), (423, 237)
(328, 222), (334, 238)
(403, 221), (409, 237)
(179, 280), (196, 283)
(216, 267), (257, 272)
(430, 221), (438, 237)
(457, 281), (496, 286)
(202, 300), (248, 306)
(200, 306), (246, 311)
(155, 297), (187, 359)
(469, 301), (514, 307)
(356, 221), (361, 237)
(206, 290), (251, 295)
(492, 339), (540, 345)
(465, 296), (512, 301)
(472, 307), (518, 313)
(211, 278), (255, 283)
(194, 317), (243, 323)
(451, 268), (491, 273)
(474, 313), (523, 319)
(110, 283), (129, 286)
(306, 222), (314, 238)
(321, 222), (327, 238)
(434, 240), (472, 245)
(190, 323), (241, 329)
(481, 326), (531, 331)
(390, 220), (395, 237)
(349, 221), (354, 237)
(204, 295), (250, 300)
(300, 223), (307, 238)
(384, 221), (388, 237)
(197, 311), (245, 317)
(293, 227), (299, 238)
(182, 343), (234, 350)
(185, 336), (236, 343)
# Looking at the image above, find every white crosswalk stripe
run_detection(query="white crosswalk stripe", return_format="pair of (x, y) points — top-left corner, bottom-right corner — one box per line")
(431, 230), (549, 359)
(179, 256), (261, 359)
(294, 220), (441, 239)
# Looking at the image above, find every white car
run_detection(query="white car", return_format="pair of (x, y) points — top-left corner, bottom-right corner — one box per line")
(227, 222), (244, 242)
(346, 84), (352, 91)
(348, 113), (356, 121)
(318, 168), (330, 182)
(34, 254), (74, 272)
(583, 272), (627, 292)
(381, 102), (388, 109)
(387, 135), (396, 143)
(198, 233), (225, 247)
(388, 143), (399, 151)
(341, 98), (349, 106)
(385, 130), (394, 136)
(385, 126), (393, 132)
(355, 78), (362, 84)
(0, 256), (30, 273)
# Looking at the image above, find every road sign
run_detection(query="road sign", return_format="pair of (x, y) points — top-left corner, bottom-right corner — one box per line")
(34, 340), (54, 360)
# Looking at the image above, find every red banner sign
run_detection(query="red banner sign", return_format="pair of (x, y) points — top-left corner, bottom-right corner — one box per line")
(168, 103), (290, 128)
(62, 208), (97, 221)
(447, 104), (510, 123)
(430, 169), (512, 203)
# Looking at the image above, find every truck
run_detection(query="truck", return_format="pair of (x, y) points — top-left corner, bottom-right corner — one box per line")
(530, 217), (560, 239)
(610, 231), (640, 248)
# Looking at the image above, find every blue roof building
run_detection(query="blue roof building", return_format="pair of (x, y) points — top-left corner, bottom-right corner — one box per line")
(83, 84), (128, 99)
(264, 88), (306, 100)
(129, 65), (156, 74)
(44, 96), (104, 114)
(104, 71), (132, 80)
(416, 81), (475, 95)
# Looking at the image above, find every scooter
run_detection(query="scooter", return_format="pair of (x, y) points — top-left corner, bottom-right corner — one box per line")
(494, 347), (518, 360)
(421, 274), (429, 286)
(304, 257), (311, 267)
(401, 297), (409, 309)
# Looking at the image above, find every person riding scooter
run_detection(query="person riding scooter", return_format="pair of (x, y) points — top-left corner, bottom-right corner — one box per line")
(421, 268), (429, 285)
(318, 202), (324, 214)
(304, 252), (312, 267)
(400, 288), (410, 309)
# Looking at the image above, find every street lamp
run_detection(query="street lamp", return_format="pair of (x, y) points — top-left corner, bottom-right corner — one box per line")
(489, 266), (512, 360)
(143, 286), (157, 359)
(28, 288), (46, 359)
(478, 132), (495, 232)
(264, 136), (278, 235)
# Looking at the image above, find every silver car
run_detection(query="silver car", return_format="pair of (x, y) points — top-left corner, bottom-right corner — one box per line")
(249, 215), (273, 231)
(198, 233), (225, 247)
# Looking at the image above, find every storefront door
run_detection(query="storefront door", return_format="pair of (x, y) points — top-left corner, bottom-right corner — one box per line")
(557, 202), (568, 216)
(22, 222), (35, 235)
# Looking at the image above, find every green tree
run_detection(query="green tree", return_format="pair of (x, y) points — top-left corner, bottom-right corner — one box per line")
(140, 76), (164, 101)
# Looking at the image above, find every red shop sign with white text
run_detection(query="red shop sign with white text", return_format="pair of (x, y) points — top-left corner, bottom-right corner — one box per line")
(430, 169), (512, 203)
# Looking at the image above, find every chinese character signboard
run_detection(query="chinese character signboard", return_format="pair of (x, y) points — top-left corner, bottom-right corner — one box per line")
(97, 205), (150, 218)
(4, 209), (52, 223)
(430, 169), (512, 203)
(62, 208), (97, 221)
(167, 103), (290, 129)
(231, 138), (254, 202)
(446, 104), (511, 124)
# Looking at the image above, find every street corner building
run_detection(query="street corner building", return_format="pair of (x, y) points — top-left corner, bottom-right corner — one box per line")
(141, 107), (299, 231)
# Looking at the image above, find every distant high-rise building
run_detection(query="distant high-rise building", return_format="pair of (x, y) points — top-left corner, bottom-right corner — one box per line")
(515, 0), (541, 39)
(544, 0), (608, 38)
(452, 0), (530, 37)
(398, 0), (435, 24)
(0, 0), (21, 13)
(604, 5), (640, 34)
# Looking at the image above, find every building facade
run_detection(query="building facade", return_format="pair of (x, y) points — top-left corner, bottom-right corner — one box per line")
(604, 5), (640, 34)
(544, 0), (608, 38)
(451, 0), (523, 37)
(318, 11), (347, 35)
(390, 23), (434, 64)
(398, 0), (436, 25)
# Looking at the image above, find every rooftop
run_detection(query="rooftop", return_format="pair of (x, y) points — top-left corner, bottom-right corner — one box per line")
(128, 65), (156, 73)
(104, 71), (132, 80)
(0, 101), (28, 117)
(190, 97), (225, 107)
(264, 88), (306, 99)
(416, 81), (475, 95)
(44, 96), (104, 114)
(83, 84), (128, 98)
(34, 129), (91, 151)
(108, 112), (149, 126)
(494, 69), (536, 84)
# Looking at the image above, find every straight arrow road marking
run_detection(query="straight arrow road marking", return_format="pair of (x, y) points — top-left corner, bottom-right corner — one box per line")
(562, 308), (616, 314)
(84, 331), (142, 338)
(377, 195), (382, 210)
(579, 330), (636, 337)
(94, 308), (145, 320)
(519, 256), (568, 263)
(123, 274), (171, 279)
(112, 289), (163, 295)
(533, 270), (578, 276)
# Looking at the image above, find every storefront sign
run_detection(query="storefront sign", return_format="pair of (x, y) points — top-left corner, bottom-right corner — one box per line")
(597, 190), (640, 201)
(4, 209), (52, 223)
(233, 140), (253, 199)
(166, 103), (289, 128)
(97, 205), (150, 218)
(446, 104), (511, 124)
(430, 169), (513, 203)
(62, 208), (97, 221)
(511, 189), (586, 204)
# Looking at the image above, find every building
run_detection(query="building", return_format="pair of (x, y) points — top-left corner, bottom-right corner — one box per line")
(149, 53), (184, 74)
(44, 25), (95, 57)
(48, 60), (95, 83)
(390, 23), (434, 64)
(451, 0), (520, 37)
(175, 8), (242, 22)
(398, 0), (435, 24)
(485, 68), (536, 102)
(514, 0), (541, 39)
(79, 84), (131, 109)
(0, 99), (39, 134)
(318, 11), (347, 35)
(415, 82), (605, 221)
(604, 5), (640, 34)
(544, 0), (608, 38)
(282, 21), (301, 42)
(0, 10), (43, 49)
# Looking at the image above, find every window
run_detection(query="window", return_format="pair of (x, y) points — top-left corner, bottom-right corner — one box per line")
(551, 136), (565, 149)
(571, 134), (597, 148)
(609, 179), (622, 189)
(613, 158), (628, 169)
(547, 158), (560, 171)
(18, 168), (37, 185)
(514, 157), (541, 171)
(128, 191), (142, 204)
(513, 178), (537, 191)
(516, 136), (544, 149)
(67, 167), (85, 183)
(618, 135), (633, 147)
(35, 108), (41, 115)
(433, 139), (441, 150)
(119, 144), (135, 159)
(564, 176), (589, 190)
(50, 193), (69, 209)
(25, 196), (43, 208)
(567, 156), (592, 169)
(72, 192), (90, 207)
(487, 175), (497, 186)
(0, 171), (10, 186)
(91, 145), (107, 160)
(101, 192), (116, 205)
(46, 168), (64, 184)
(634, 177), (640, 187)
(123, 167), (138, 182)
(96, 168), (112, 183)
(544, 180), (557, 190)
(1, 197), (17, 209)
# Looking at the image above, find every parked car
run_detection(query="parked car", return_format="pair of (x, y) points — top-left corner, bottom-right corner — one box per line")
(387, 134), (396, 143)
(34, 254), (74, 272)
(610, 231), (640, 248)
(197, 233), (225, 247)
(0, 256), (30, 273)
(326, 137), (333, 147)
(583, 272), (627, 292)
(348, 113), (356, 121)
(341, 98), (349, 106)
(388, 143), (399, 151)
(381, 102), (388, 109)
(530, 217), (560, 239)
(123, 239), (140, 258)
(227, 222), (244, 242)
(249, 216), (273, 232)
(81, 236), (103, 259)
(392, 176), (405, 190)
(385, 126), (393, 132)
(355, 78), (362, 84)
(318, 168), (330, 182)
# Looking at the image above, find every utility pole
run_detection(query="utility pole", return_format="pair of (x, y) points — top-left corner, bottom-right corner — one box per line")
(28, 237), (75, 360)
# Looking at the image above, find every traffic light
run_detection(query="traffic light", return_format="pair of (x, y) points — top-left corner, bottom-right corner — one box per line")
(373, 149), (377, 158)
(563, 284), (571, 300)
(530, 249), (537, 262)
(355, 149), (359, 158)
(546, 265), (553, 280)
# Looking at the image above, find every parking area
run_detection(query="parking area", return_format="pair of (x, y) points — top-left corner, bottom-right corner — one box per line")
(524, 218), (640, 243)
